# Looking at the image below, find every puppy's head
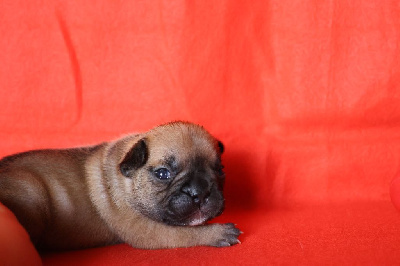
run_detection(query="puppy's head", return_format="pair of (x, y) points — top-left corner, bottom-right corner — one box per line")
(118, 122), (225, 226)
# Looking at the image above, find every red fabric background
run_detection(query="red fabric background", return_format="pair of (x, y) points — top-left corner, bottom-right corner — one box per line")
(1, 0), (400, 265)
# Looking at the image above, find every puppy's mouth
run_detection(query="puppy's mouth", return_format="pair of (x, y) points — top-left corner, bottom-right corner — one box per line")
(187, 210), (210, 226)
(163, 207), (215, 226)
(186, 203), (225, 226)
(162, 193), (225, 226)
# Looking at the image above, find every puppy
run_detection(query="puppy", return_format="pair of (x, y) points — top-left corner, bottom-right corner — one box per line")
(0, 121), (241, 250)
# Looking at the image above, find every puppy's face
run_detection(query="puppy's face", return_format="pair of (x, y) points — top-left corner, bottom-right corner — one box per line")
(119, 123), (226, 226)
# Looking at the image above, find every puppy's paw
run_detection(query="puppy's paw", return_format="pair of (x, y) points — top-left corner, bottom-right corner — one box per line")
(208, 223), (242, 247)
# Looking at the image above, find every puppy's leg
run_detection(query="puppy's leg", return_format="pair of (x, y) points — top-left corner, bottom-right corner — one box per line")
(114, 214), (241, 249)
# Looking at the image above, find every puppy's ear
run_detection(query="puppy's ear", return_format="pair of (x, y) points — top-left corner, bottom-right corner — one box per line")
(120, 139), (148, 177)
(217, 140), (224, 154)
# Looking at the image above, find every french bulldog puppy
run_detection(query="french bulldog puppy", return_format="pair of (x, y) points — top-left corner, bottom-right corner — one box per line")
(0, 122), (241, 250)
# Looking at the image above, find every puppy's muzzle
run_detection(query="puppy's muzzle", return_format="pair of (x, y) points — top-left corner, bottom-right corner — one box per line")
(181, 176), (211, 206)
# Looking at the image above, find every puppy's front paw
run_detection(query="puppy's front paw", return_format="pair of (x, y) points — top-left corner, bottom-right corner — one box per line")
(208, 223), (242, 247)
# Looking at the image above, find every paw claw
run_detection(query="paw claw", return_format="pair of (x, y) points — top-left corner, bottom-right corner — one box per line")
(217, 240), (232, 247)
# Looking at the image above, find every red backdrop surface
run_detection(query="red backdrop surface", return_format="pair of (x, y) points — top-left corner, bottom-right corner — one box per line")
(1, 1), (400, 265)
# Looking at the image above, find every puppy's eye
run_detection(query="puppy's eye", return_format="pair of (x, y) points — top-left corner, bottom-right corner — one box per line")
(216, 164), (225, 176)
(154, 168), (171, 180)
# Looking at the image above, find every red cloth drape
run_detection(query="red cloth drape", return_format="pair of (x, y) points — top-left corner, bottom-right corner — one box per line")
(1, 1), (400, 264)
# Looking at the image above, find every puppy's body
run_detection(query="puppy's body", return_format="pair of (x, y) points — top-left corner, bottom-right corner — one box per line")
(0, 146), (119, 250)
(0, 122), (240, 250)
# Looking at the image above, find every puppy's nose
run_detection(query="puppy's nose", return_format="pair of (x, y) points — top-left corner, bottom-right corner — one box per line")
(181, 178), (210, 205)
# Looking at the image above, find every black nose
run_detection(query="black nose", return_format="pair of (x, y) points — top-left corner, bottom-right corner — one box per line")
(181, 177), (210, 205)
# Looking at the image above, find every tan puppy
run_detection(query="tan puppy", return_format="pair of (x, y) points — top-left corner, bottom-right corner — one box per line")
(0, 122), (241, 250)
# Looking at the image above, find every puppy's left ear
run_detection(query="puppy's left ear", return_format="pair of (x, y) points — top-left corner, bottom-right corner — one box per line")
(217, 140), (224, 154)
(120, 138), (148, 177)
